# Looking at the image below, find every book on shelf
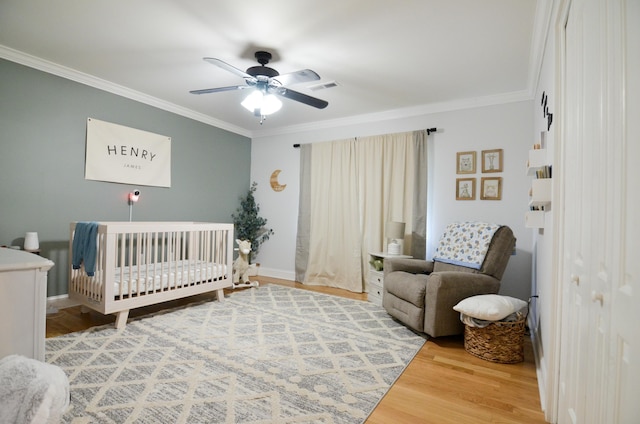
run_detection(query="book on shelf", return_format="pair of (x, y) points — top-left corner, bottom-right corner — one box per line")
(536, 165), (552, 179)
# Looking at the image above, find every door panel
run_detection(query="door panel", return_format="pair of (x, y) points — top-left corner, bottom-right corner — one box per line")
(558, 1), (591, 421)
(558, 0), (638, 422)
(610, 1), (640, 421)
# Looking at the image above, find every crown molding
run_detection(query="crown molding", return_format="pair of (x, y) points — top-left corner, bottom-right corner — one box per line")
(0, 45), (252, 138)
(251, 89), (534, 138)
(2, 42), (539, 141)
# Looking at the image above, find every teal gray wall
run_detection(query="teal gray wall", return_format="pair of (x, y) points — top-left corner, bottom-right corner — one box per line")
(0, 58), (251, 297)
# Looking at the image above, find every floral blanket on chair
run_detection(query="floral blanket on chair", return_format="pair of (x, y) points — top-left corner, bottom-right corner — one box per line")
(433, 222), (502, 269)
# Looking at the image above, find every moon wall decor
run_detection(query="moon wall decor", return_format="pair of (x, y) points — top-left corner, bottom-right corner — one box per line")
(270, 169), (287, 192)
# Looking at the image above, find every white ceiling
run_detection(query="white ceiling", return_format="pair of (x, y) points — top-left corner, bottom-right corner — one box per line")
(0, 0), (541, 138)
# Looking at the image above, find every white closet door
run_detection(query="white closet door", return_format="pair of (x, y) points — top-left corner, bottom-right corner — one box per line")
(557, 1), (594, 422)
(582, 0), (613, 421)
(609, 1), (640, 421)
(557, 0), (639, 422)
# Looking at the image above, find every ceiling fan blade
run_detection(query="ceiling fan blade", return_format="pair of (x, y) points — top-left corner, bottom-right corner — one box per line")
(278, 88), (328, 109)
(203, 57), (253, 79)
(189, 85), (249, 95)
(273, 69), (321, 86)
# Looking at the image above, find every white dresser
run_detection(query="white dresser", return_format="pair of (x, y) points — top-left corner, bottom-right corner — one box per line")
(367, 252), (411, 306)
(0, 248), (54, 361)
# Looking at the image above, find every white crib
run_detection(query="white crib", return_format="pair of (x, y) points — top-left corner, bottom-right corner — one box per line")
(68, 221), (234, 329)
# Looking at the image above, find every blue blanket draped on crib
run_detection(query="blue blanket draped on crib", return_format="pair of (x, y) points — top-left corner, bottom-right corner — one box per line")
(71, 221), (99, 276)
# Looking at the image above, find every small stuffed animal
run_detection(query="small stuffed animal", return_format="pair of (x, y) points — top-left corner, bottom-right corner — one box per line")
(232, 239), (258, 287)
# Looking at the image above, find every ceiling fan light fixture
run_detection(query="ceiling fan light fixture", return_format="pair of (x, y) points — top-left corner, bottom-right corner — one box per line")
(241, 90), (282, 116)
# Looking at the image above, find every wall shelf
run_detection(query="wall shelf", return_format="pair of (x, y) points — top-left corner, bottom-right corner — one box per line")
(527, 149), (548, 175)
(526, 148), (552, 228)
(529, 178), (552, 208)
(525, 210), (546, 228)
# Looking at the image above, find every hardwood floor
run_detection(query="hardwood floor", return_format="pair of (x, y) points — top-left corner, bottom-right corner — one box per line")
(46, 276), (547, 423)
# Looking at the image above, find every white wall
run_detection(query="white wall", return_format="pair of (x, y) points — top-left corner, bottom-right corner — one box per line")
(529, 0), (559, 415)
(250, 99), (534, 301)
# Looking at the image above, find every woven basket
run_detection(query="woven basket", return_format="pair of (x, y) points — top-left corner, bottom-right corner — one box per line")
(464, 317), (526, 364)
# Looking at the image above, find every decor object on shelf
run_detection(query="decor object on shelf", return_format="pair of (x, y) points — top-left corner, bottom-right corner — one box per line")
(382, 223), (516, 337)
(232, 182), (274, 259)
(541, 91), (553, 130)
(385, 221), (406, 255)
(480, 176), (502, 200)
(456, 178), (476, 200)
(190, 51), (328, 124)
(23, 232), (39, 251)
(370, 258), (384, 272)
(269, 169), (287, 192)
(232, 239), (259, 288)
(456, 151), (476, 174)
(46, 285), (426, 423)
(481, 149), (503, 173)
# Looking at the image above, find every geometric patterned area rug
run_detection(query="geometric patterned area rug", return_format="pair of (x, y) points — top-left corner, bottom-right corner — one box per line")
(46, 284), (426, 424)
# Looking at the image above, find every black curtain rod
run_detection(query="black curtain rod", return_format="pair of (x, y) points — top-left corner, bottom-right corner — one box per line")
(293, 128), (438, 148)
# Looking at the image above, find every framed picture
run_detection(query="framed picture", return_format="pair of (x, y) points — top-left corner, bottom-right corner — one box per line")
(456, 151), (476, 174)
(480, 177), (502, 200)
(456, 178), (476, 200)
(481, 149), (503, 173)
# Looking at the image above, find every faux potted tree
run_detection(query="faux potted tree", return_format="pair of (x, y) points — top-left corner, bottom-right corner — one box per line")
(231, 182), (274, 268)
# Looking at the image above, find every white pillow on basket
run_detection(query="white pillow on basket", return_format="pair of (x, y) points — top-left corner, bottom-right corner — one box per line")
(453, 294), (527, 321)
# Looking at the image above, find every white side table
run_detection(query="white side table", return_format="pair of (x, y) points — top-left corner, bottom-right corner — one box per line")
(0, 248), (54, 361)
(367, 251), (412, 306)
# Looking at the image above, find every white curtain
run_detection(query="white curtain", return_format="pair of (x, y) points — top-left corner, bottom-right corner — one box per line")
(296, 130), (427, 292)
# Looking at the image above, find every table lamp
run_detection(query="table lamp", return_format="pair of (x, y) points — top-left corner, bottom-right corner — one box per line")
(386, 221), (406, 255)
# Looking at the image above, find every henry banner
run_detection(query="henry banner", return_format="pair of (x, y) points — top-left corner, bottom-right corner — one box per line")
(85, 118), (171, 187)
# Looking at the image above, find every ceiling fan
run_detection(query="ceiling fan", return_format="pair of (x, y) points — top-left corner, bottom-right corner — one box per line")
(190, 51), (328, 119)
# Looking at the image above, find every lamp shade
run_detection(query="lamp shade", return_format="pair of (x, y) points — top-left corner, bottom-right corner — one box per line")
(241, 91), (282, 116)
(386, 221), (406, 240)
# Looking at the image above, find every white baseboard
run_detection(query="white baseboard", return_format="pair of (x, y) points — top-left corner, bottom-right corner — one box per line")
(46, 294), (80, 314)
(529, 313), (548, 414)
(256, 267), (296, 281)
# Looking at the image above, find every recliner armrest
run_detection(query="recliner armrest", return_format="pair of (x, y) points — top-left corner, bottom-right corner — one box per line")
(384, 258), (434, 277)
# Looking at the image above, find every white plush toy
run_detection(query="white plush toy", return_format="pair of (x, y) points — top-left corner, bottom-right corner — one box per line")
(0, 354), (70, 424)
(232, 239), (259, 288)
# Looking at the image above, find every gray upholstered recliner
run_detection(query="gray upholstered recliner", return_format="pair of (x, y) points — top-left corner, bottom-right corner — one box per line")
(382, 224), (516, 337)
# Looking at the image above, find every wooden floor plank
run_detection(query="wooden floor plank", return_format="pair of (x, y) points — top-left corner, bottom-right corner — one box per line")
(46, 276), (547, 423)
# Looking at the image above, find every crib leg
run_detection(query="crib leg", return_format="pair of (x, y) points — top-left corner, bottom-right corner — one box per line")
(115, 310), (130, 330)
(215, 289), (225, 302)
